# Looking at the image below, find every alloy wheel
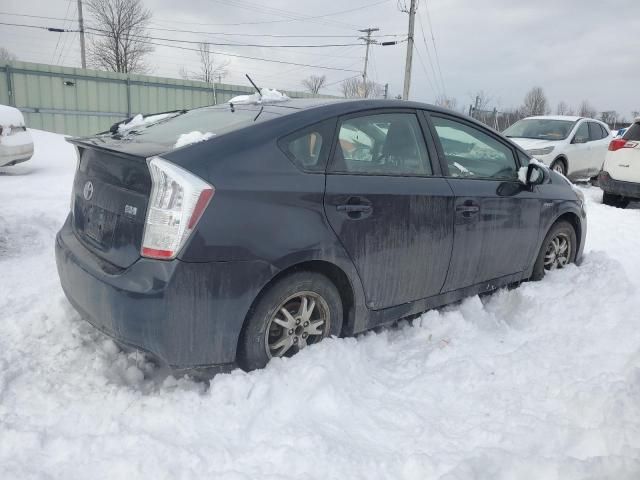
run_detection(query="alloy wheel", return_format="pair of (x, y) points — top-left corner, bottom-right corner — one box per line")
(543, 233), (571, 270)
(265, 291), (330, 358)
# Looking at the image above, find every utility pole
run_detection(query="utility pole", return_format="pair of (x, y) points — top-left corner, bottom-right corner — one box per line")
(358, 27), (379, 98)
(384, 83), (389, 99)
(77, 0), (86, 68)
(402, 0), (417, 100)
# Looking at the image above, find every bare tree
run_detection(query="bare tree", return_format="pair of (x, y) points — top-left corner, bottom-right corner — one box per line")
(435, 94), (458, 111)
(600, 111), (617, 127)
(301, 75), (326, 94)
(180, 42), (229, 84)
(340, 77), (383, 98)
(0, 47), (17, 63)
(578, 100), (597, 119)
(86, 0), (153, 73)
(521, 87), (549, 116)
(556, 101), (574, 116)
(631, 110), (640, 120)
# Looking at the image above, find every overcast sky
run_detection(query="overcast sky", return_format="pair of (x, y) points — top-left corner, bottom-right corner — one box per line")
(2, 0), (639, 119)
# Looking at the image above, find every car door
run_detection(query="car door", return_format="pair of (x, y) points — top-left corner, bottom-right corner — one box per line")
(426, 113), (542, 292)
(323, 110), (455, 310)
(568, 121), (591, 177)
(588, 121), (610, 174)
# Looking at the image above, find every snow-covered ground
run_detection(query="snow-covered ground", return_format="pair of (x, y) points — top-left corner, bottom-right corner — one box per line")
(1, 130), (639, 479)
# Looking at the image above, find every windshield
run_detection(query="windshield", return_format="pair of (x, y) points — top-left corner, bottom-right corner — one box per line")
(109, 104), (281, 147)
(503, 119), (576, 140)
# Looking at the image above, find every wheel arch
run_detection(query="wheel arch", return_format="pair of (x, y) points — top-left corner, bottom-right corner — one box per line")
(240, 259), (356, 342)
(552, 154), (568, 173)
(553, 210), (583, 256)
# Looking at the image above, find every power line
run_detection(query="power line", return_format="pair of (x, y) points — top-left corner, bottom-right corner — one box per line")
(416, 9), (442, 97)
(85, 30), (362, 72)
(84, 26), (365, 48)
(421, 0), (446, 95)
(412, 44), (437, 98)
(0, 11), (404, 39)
(51, 1), (72, 62)
(210, 0), (388, 30)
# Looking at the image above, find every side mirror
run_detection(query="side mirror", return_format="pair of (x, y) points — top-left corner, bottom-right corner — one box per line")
(526, 163), (546, 186)
(572, 136), (588, 144)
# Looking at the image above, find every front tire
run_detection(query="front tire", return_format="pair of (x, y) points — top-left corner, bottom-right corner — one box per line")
(237, 271), (343, 371)
(602, 192), (629, 208)
(531, 220), (577, 281)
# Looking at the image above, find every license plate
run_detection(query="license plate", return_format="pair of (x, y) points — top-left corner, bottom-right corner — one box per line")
(84, 206), (114, 245)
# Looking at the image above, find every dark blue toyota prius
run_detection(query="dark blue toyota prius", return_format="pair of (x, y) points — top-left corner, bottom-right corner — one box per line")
(55, 98), (586, 372)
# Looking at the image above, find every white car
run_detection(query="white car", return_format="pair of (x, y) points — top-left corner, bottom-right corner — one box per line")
(0, 105), (34, 167)
(504, 115), (611, 179)
(599, 117), (640, 208)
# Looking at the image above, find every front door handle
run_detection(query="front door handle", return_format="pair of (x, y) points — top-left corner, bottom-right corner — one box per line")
(455, 205), (479, 214)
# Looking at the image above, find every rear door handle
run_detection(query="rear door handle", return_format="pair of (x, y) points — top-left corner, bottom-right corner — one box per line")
(336, 204), (372, 213)
(455, 205), (479, 214)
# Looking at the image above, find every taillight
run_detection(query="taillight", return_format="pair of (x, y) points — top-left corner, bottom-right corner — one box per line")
(608, 138), (636, 151)
(141, 157), (214, 260)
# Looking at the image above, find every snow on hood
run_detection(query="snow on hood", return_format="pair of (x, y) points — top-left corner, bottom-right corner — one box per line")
(509, 137), (563, 151)
(228, 88), (289, 105)
(174, 131), (215, 149)
(0, 104), (26, 127)
(117, 112), (176, 134)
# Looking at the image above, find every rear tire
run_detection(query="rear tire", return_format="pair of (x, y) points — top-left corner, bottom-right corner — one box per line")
(531, 220), (577, 281)
(237, 271), (343, 371)
(550, 158), (567, 176)
(602, 192), (629, 208)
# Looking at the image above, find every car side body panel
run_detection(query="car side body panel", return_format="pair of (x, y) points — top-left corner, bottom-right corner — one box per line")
(55, 99), (587, 369)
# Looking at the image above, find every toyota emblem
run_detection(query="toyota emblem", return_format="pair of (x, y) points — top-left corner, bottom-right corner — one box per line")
(83, 180), (94, 201)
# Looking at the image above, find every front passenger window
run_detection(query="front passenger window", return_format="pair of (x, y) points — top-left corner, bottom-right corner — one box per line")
(431, 116), (518, 180)
(574, 122), (589, 143)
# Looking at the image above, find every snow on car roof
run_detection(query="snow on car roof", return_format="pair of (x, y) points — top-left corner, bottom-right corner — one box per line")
(0, 104), (26, 127)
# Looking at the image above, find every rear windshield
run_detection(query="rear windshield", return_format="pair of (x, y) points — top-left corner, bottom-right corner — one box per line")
(623, 122), (640, 141)
(504, 119), (576, 140)
(112, 105), (281, 146)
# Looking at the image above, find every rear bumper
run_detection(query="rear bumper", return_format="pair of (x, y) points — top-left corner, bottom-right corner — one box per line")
(599, 171), (640, 199)
(55, 216), (268, 368)
(0, 142), (34, 166)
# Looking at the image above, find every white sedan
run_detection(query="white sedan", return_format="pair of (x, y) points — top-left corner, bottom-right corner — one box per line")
(0, 105), (34, 167)
(504, 115), (611, 179)
(599, 117), (640, 208)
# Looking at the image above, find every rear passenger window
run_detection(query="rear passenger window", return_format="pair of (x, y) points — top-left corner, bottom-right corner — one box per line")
(280, 120), (333, 172)
(431, 116), (518, 180)
(330, 112), (432, 176)
(589, 122), (607, 141)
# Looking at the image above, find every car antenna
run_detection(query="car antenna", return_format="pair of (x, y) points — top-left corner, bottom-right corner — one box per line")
(245, 74), (262, 98)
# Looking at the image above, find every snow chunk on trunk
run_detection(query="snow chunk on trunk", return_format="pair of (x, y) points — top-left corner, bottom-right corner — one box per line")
(228, 88), (289, 105)
(0, 104), (26, 127)
(174, 131), (215, 149)
(117, 113), (175, 133)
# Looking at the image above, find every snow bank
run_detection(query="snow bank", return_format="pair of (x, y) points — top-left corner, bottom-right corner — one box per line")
(1, 131), (640, 478)
(229, 88), (289, 105)
(0, 104), (26, 127)
(174, 131), (215, 148)
(117, 112), (175, 133)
